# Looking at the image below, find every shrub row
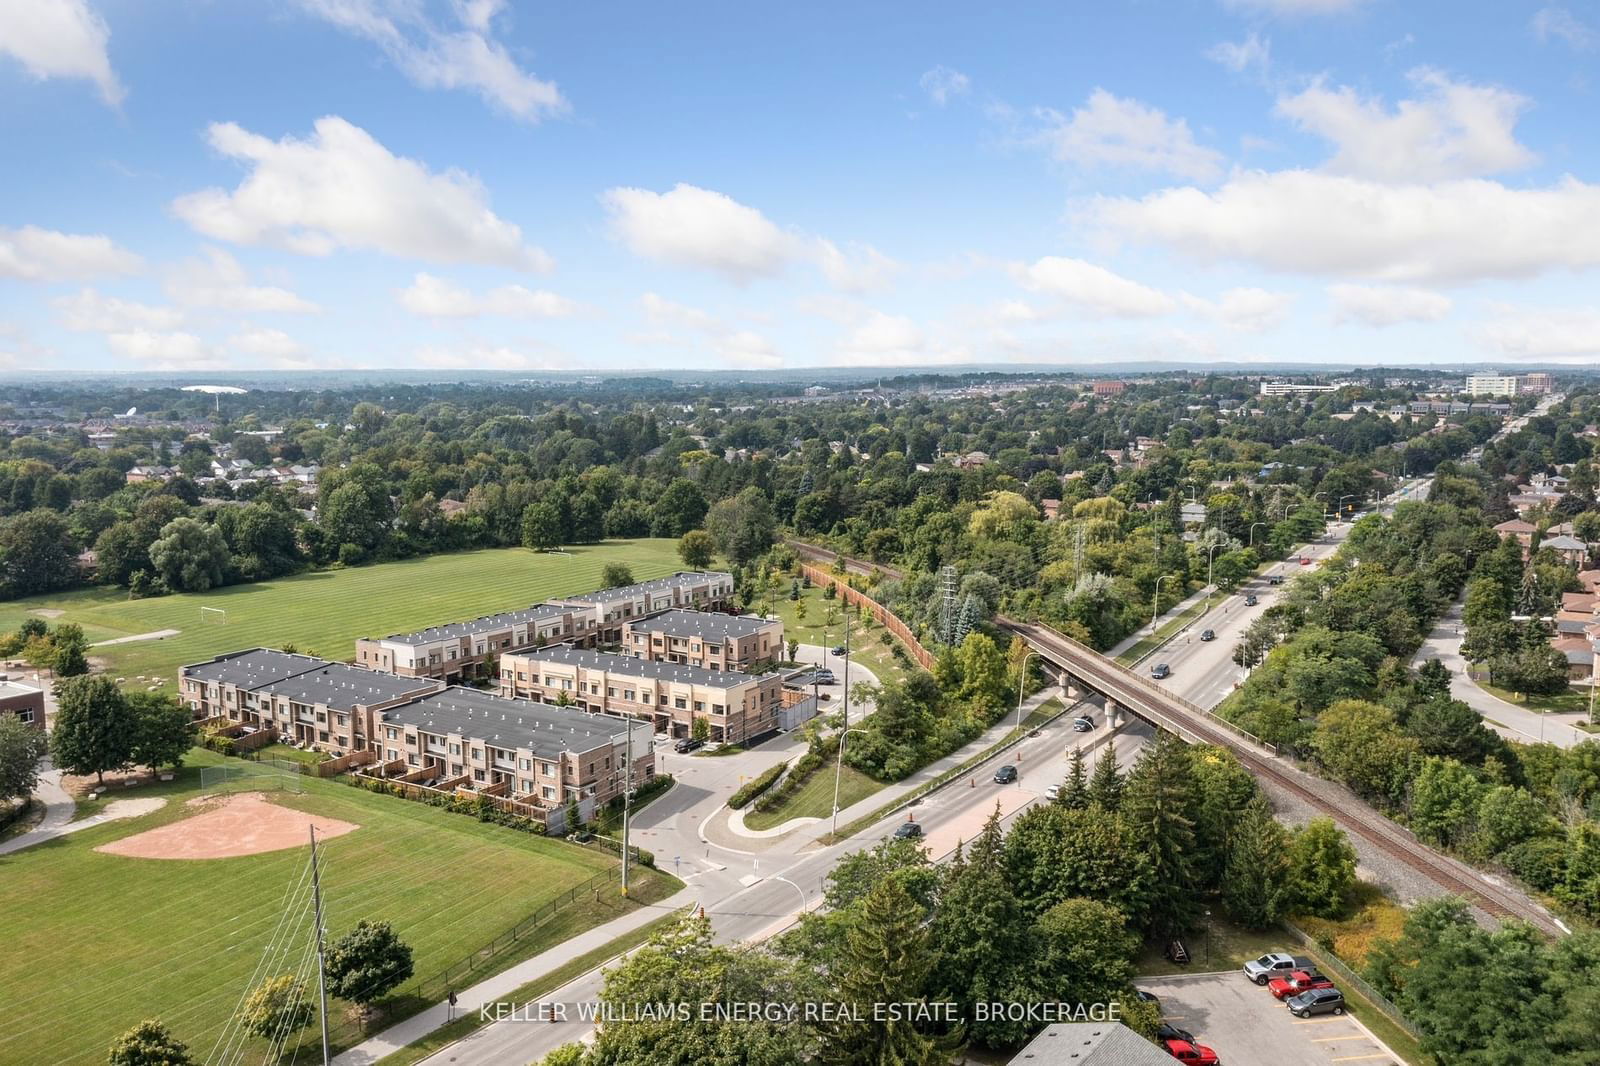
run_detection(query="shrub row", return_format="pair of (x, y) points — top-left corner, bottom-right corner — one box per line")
(753, 736), (838, 814)
(728, 760), (787, 809)
(340, 774), (547, 835)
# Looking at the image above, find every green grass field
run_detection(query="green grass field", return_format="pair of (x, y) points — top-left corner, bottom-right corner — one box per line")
(766, 582), (913, 689)
(0, 750), (678, 1066)
(0, 540), (684, 684)
(743, 761), (882, 831)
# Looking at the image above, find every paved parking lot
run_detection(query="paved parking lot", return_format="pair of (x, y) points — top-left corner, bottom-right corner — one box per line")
(1137, 971), (1402, 1066)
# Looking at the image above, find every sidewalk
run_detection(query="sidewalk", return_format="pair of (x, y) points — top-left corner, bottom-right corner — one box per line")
(1413, 602), (1591, 749)
(334, 887), (698, 1065)
(0, 763), (76, 857)
(1108, 585), (1216, 660)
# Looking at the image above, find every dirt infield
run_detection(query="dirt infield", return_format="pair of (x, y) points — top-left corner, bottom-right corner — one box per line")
(96, 792), (359, 860)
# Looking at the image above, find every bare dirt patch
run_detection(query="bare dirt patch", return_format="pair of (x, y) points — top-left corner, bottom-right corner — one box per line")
(96, 791), (359, 860)
(28, 608), (65, 618)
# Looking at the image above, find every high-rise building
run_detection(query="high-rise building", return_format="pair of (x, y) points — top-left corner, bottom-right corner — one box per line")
(1520, 372), (1553, 395)
(1465, 372), (1519, 396)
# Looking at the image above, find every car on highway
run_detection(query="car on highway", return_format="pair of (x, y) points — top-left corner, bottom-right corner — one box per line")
(1150, 663), (1171, 679)
(1286, 987), (1346, 1018)
(1299, 555), (1311, 565)
(892, 820), (924, 840)
(1267, 575), (1283, 585)
(673, 737), (703, 754)
(1071, 715), (1094, 731)
(1244, 952), (1314, 984)
(1162, 1038), (1220, 1064)
(830, 645), (847, 656)
(1268, 970), (1334, 1000)
(813, 670), (836, 684)
(993, 764), (1019, 784)
(1199, 629), (1215, 642)
(1243, 593), (1258, 606)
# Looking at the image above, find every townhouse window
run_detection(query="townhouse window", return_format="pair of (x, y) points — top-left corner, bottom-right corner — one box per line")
(473, 769), (485, 782)
(386, 748), (398, 760)
(18, 709), (34, 723)
(517, 671), (526, 681)
(542, 786), (556, 800)
(713, 704), (725, 715)
(674, 698), (687, 710)
(541, 762), (553, 775)
(337, 735), (347, 746)
(335, 713), (346, 726)
(694, 701), (704, 712)
(521, 778), (534, 792)
(472, 748), (483, 762)
(319, 731), (329, 742)
(450, 763), (462, 775)
(520, 758), (531, 770)
(408, 755), (418, 766)
(386, 727), (398, 740)
(450, 743), (460, 755)
(623, 689), (635, 701)
(607, 687), (617, 697)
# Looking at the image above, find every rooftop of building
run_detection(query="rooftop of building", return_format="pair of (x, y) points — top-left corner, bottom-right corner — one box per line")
(1005, 1023), (1172, 1065)
(379, 687), (636, 757)
(372, 603), (574, 647)
(547, 570), (728, 604)
(254, 662), (439, 712)
(509, 644), (761, 688)
(180, 648), (335, 690)
(626, 609), (779, 642)
(0, 679), (43, 700)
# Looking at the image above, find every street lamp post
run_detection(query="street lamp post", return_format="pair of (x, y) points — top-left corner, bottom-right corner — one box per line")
(1204, 542), (1223, 611)
(1248, 521), (1266, 548)
(1338, 493), (1357, 518)
(830, 727), (870, 836)
(1015, 650), (1041, 734)
(1151, 574), (1171, 632)
(1313, 490), (1328, 518)
(771, 874), (808, 916)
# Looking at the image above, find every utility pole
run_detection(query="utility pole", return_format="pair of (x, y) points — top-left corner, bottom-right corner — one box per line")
(309, 826), (332, 1066)
(830, 608), (851, 835)
(621, 718), (633, 896)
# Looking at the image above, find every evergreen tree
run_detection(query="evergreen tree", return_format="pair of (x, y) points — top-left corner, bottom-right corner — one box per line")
(1087, 746), (1123, 811)
(1122, 731), (1201, 935)
(1221, 794), (1289, 928)
(1060, 747), (1088, 809)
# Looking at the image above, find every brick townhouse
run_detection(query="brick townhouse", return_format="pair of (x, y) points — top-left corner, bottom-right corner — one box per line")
(179, 649), (442, 754)
(544, 570), (736, 643)
(622, 609), (784, 671)
(372, 686), (655, 809)
(498, 645), (781, 744)
(355, 603), (591, 682)
(0, 677), (45, 729)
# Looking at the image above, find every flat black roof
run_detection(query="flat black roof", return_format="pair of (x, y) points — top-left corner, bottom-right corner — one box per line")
(373, 603), (573, 647)
(550, 570), (728, 605)
(626, 609), (778, 642)
(254, 663), (439, 712)
(380, 687), (638, 757)
(180, 648), (332, 689)
(513, 644), (759, 688)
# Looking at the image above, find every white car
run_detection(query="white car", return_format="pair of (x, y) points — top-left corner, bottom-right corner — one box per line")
(1044, 783), (1061, 801)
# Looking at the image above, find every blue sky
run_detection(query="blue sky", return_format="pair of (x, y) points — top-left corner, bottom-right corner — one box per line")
(2, 0), (1599, 373)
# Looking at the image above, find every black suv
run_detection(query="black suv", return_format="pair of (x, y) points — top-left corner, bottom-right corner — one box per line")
(993, 764), (1019, 784)
(892, 821), (924, 840)
(673, 737), (703, 754)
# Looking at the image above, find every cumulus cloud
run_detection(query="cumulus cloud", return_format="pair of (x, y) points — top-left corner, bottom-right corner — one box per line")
(603, 183), (894, 289)
(0, 225), (142, 282)
(172, 116), (551, 270)
(1276, 68), (1535, 182)
(227, 326), (316, 367)
(1180, 287), (1295, 332)
(1035, 89), (1223, 181)
(105, 330), (223, 368)
(1207, 32), (1271, 75)
(1532, 7), (1596, 50)
(919, 65), (971, 106)
(639, 292), (781, 367)
(399, 272), (579, 317)
(1091, 170), (1600, 283)
(166, 248), (320, 312)
(0, 0), (123, 105)
(54, 288), (184, 332)
(1329, 284), (1452, 326)
(1479, 306), (1600, 361)
(297, 0), (564, 120)
(1013, 256), (1177, 318)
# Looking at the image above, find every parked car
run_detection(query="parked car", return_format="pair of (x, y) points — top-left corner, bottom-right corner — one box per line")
(830, 645), (847, 656)
(674, 737), (703, 754)
(892, 820), (923, 840)
(1071, 715), (1094, 732)
(993, 764), (1019, 784)
(1155, 1023), (1196, 1045)
(1243, 952), (1314, 985)
(1162, 1039), (1219, 1064)
(1268, 970), (1333, 1000)
(1134, 989), (1161, 1010)
(813, 671), (837, 685)
(1044, 782), (1061, 801)
(1267, 575), (1283, 585)
(1243, 593), (1258, 606)
(1150, 663), (1171, 679)
(1199, 629), (1215, 642)
(1286, 987), (1346, 1017)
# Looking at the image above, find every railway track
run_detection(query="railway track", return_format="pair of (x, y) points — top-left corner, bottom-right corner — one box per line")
(786, 537), (1564, 936)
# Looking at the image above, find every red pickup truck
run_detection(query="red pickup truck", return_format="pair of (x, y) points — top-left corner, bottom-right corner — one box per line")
(1268, 969), (1334, 1000)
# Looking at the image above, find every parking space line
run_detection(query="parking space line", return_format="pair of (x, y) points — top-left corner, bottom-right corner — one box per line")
(1292, 1017), (1347, 1025)
(1330, 1055), (1391, 1063)
(1309, 1033), (1365, 1042)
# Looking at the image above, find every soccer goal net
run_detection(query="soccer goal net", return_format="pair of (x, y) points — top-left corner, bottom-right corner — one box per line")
(199, 764), (303, 795)
(200, 607), (228, 625)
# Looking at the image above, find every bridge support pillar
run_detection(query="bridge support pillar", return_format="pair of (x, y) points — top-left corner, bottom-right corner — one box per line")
(1065, 679), (1083, 701)
(1106, 700), (1124, 727)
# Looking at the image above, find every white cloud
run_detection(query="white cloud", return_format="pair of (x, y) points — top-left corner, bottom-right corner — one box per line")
(1478, 306), (1600, 361)
(224, 327), (324, 369)
(1013, 256), (1177, 318)
(1180, 287), (1295, 332)
(0, 0), (123, 105)
(919, 65), (971, 106)
(54, 288), (184, 332)
(1091, 170), (1600, 283)
(412, 343), (568, 371)
(825, 311), (972, 366)
(0, 225), (142, 282)
(166, 248), (320, 312)
(399, 272), (579, 317)
(1533, 7), (1596, 50)
(639, 292), (781, 367)
(604, 184), (800, 282)
(1276, 68), (1535, 182)
(1207, 33), (1271, 75)
(1222, 0), (1366, 15)
(1329, 284), (1452, 326)
(172, 116), (551, 270)
(604, 183), (895, 290)
(105, 330), (223, 368)
(297, 0), (564, 121)
(1035, 90), (1223, 181)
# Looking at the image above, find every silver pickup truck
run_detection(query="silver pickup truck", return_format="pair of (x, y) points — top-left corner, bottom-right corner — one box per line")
(1242, 952), (1316, 985)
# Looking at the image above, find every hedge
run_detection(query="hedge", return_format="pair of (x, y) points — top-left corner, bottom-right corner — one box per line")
(728, 760), (787, 810)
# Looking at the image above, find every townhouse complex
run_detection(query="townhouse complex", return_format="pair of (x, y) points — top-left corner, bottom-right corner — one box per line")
(178, 648), (654, 811)
(498, 645), (783, 745)
(622, 609), (784, 671)
(354, 570), (736, 681)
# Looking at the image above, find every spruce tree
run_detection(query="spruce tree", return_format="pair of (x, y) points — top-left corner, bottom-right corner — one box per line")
(1061, 747), (1089, 809)
(1122, 731), (1201, 935)
(1221, 793), (1289, 928)
(1087, 746), (1123, 811)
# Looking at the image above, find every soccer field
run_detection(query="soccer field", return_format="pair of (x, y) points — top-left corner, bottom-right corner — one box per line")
(0, 539), (684, 684)
(0, 751), (677, 1065)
